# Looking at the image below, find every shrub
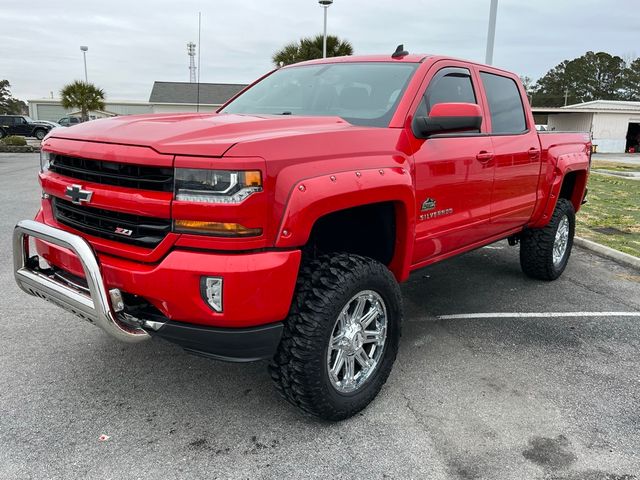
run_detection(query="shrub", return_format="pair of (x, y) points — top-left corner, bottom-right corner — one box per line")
(1, 135), (27, 146)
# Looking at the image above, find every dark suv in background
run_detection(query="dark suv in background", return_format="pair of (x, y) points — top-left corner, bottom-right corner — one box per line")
(58, 116), (82, 127)
(0, 115), (53, 140)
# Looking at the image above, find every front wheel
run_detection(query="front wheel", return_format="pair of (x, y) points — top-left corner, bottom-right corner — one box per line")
(520, 198), (575, 280)
(34, 129), (46, 140)
(269, 253), (402, 421)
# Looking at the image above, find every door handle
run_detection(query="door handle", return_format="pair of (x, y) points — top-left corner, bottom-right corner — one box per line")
(528, 148), (540, 158)
(476, 151), (494, 162)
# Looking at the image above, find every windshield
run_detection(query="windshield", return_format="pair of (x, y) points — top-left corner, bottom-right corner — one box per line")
(23, 116), (34, 123)
(221, 62), (418, 127)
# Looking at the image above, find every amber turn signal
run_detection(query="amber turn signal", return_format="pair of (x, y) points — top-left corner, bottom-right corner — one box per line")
(174, 219), (262, 237)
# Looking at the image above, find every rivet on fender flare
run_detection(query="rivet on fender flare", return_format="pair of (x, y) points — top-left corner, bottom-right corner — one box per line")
(379, 169), (384, 175)
(330, 175), (336, 182)
(355, 171), (361, 177)
(298, 184), (306, 191)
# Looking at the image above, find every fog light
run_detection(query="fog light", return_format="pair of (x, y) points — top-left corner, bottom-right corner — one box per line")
(201, 277), (223, 312)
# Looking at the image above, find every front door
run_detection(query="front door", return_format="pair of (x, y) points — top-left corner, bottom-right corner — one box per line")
(410, 65), (495, 264)
(13, 117), (31, 136)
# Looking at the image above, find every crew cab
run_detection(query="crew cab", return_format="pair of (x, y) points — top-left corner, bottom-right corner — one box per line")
(0, 115), (53, 140)
(13, 50), (590, 420)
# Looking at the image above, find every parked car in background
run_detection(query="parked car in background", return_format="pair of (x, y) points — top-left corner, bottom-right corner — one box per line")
(58, 117), (82, 127)
(37, 120), (63, 129)
(0, 115), (53, 140)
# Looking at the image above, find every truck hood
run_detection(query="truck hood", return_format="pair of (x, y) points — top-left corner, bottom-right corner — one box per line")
(48, 112), (354, 157)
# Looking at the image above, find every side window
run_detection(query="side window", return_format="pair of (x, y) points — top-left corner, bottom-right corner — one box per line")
(480, 72), (527, 134)
(4, 117), (15, 126)
(417, 67), (477, 117)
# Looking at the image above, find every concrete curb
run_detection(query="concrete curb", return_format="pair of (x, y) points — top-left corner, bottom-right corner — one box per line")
(574, 236), (640, 271)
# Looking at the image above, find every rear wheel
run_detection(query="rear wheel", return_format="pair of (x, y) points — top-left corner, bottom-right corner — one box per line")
(269, 253), (402, 421)
(0, 129), (6, 139)
(520, 198), (575, 280)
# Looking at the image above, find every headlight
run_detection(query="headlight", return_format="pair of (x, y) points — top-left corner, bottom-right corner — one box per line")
(174, 168), (262, 204)
(40, 150), (52, 172)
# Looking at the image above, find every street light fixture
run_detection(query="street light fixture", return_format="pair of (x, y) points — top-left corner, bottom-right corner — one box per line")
(80, 46), (89, 83)
(319, 0), (333, 59)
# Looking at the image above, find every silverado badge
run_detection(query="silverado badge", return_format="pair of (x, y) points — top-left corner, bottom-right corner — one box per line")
(65, 184), (93, 205)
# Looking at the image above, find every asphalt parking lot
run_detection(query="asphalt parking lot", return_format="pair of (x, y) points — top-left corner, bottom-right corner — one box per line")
(1, 152), (639, 480)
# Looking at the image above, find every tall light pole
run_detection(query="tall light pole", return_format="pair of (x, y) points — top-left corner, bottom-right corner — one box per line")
(484, 0), (498, 65)
(80, 46), (89, 82)
(319, 0), (333, 58)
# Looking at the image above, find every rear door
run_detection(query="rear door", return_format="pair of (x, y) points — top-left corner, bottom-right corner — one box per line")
(478, 71), (541, 231)
(409, 63), (495, 264)
(2, 116), (17, 135)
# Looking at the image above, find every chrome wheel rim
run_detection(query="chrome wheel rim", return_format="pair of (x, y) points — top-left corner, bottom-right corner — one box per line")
(553, 215), (570, 267)
(327, 290), (388, 394)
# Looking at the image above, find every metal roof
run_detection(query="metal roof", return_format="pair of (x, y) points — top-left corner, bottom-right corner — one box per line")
(563, 100), (640, 111)
(148, 81), (247, 105)
(533, 100), (640, 115)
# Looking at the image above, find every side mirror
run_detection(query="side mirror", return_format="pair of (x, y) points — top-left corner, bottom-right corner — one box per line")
(412, 102), (482, 138)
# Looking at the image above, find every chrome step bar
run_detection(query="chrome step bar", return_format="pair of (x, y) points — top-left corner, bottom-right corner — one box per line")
(13, 219), (150, 343)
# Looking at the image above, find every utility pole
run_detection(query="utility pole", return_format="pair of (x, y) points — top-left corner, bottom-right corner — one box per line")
(80, 46), (89, 82)
(484, 0), (498, 65)
(564, 88), (569, 106)
(319, 0), (333, 59)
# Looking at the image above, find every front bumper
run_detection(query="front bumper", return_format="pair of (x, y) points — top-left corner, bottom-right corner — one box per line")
(13, 219), (299, 360)
(14, 219), (150, 343)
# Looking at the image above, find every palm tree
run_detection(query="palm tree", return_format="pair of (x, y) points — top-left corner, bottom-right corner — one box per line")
(60, 81), (106, 121)
(272, 35), (353, 67)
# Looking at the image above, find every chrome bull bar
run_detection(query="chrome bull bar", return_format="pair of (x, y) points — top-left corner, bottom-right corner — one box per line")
(13, 219), (150, 343)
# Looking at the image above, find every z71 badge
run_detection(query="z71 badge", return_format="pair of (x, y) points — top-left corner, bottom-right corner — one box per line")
(114, 227), (133, 236)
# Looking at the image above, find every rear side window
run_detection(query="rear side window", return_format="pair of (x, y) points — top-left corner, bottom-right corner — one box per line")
(480, 72), (527, 134)
(417, 67), (477, 117)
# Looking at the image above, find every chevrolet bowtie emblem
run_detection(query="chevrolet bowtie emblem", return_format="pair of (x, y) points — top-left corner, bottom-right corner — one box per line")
(65, 184), (93, 205)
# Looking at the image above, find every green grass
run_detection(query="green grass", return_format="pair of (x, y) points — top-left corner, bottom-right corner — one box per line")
(576, 172), (640, 257)
(591, 160), (640, 173)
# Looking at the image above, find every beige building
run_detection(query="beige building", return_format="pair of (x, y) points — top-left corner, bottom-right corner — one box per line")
(28, 81), (247, 124)
(533, 100), (640, 153)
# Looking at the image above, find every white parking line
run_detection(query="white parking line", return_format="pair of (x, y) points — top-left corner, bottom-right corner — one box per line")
(437, 312), (640, 320)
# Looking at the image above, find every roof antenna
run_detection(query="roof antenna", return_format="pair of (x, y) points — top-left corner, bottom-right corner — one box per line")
(392, 44), (409, 58)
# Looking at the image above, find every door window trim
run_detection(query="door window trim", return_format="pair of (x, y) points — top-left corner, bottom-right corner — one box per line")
(478, 69), (531, 136)
(407, 61), (489, 137)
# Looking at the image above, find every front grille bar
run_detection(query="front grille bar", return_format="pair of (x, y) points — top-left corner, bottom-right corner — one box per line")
(52, 197), (171, 248)
(50, 155), (174, 192)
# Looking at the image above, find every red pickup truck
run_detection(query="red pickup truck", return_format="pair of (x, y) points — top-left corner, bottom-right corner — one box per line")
(13, 51), (590, 420)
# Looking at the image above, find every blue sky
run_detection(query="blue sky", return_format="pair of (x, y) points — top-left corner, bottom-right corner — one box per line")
(1, 0), (637, 101)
